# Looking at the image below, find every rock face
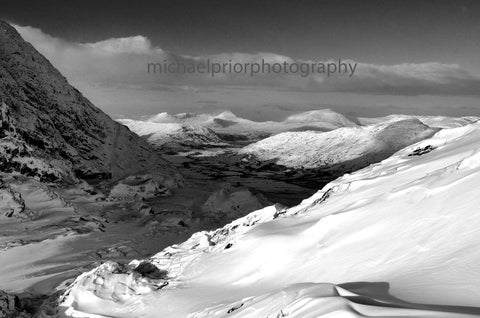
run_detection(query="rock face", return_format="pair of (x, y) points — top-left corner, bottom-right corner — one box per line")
(0, 180), (28, 219)
(0, 21), (178, 183)
(0, 135), (62, 182)
(0, 290), (28, 318)
(0, 290), (17, 318)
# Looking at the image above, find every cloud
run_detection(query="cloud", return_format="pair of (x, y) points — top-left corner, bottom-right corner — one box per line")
(14, 24), (170, 86)
(335, 62), (480, 95)
(10, 23), (480, 120)
(14, 23), (480, 97)
(81, 36), (163, 55)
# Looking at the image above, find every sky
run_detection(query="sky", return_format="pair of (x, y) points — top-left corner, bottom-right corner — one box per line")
(2, 0), (480, 120)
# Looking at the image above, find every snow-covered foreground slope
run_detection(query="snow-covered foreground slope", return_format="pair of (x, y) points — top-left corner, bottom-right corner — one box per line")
(241, 118), (438, 169)
(60, 122), (480, 318)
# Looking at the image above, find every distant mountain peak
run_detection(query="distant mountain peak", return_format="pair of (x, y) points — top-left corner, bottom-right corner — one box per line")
(214, 110), (239, 120)
(285, 109), (359, 127)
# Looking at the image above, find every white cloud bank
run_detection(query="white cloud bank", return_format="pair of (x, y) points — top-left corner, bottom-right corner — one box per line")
(15, 24), (480, 96)
(12, 23), (480, 119)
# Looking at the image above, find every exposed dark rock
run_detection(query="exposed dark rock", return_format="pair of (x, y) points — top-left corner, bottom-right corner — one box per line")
(409, 145), (436, 156)
(0, 179), (32, 219)
(227, 303), (244, 314)
(0, 290), (30, 318)
(0, 136), (63, 182)
(0, 20), (180, 185)
(133, 262), (168, 279)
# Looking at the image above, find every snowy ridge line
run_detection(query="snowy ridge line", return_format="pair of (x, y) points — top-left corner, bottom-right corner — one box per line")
(239, 118), (439, 169)
(118, 109), (361, 148)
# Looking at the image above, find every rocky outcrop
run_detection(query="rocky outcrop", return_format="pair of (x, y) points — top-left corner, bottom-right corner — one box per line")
(0, 179), (30, 219)
(0, 21), (179, 185)
(0, 290), (30, 318)
(0, 136), (63, 182)
(0, 290), (18, 318)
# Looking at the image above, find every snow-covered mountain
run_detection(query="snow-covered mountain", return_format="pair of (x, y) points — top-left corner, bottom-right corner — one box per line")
(60, 122), (480, 317)
(284, 109), (360, 127)
(240, 118), (439, 170)
(359, 114), (479, 129)
(120, 110), (476, 155)
(118, 119), (228, 150)
(118, 109), (359, 148)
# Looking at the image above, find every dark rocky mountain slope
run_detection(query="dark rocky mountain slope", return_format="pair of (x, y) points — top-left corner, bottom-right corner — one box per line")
(0, 20), (179, 185)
